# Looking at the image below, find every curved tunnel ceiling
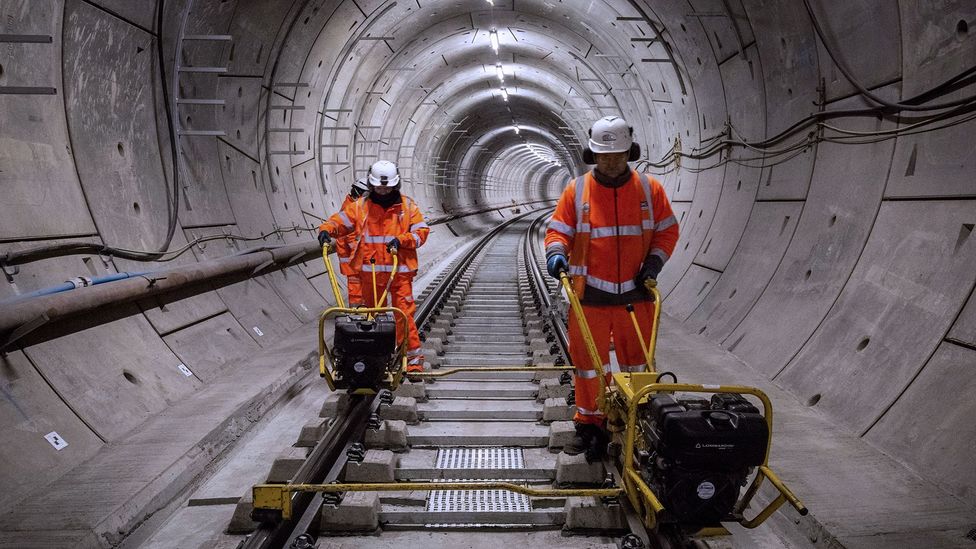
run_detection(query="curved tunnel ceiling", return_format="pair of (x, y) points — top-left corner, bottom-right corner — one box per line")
(1, 0), (975, 545)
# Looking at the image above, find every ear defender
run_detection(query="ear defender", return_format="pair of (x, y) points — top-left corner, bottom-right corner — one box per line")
(628, 142), (641, 162)
(583, 148), (595, 164)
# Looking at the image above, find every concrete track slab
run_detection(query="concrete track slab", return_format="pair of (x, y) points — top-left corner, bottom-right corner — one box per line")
(425, 381), (537, 399)
(315, 530), (617, 548)
(0, 327), (317, 548)
(656, 319), (976, 548)
(407, 421), (549, 447)
(420, 399), (541, 420)
(139, 503), (237, 549)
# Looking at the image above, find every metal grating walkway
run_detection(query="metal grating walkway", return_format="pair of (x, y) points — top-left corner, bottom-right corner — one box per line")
(426, 448), (532, 525)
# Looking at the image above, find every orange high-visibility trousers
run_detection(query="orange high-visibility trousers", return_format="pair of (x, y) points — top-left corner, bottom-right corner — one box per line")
(358, 272), (424, 372)
(568, 300), (655, 425)
(346, 275), (363, 306)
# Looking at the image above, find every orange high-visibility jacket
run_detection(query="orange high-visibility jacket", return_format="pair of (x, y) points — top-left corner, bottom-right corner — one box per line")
(334, 194), (359, 276)
(320, 195), (430, 274)
(544, 170), (679, 296)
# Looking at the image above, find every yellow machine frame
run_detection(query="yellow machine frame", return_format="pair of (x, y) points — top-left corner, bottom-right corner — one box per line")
(259, 264), (806, 535)
(557, 272), (807, 530)
(318, 244), (410, 394)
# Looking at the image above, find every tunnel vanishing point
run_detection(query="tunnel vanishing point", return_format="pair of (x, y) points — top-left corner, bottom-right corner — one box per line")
(0, 1), (975, 547)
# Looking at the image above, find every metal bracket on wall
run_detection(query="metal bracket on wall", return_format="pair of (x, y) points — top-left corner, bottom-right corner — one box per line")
(0, 262), (19, 283)
(0, 314), (50, 354)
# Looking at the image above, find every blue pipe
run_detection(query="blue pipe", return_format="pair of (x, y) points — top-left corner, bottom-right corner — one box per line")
(0, 271), (150, 306)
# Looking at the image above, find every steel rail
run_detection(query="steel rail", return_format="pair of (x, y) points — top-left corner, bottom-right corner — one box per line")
(243, 208), (547, 549)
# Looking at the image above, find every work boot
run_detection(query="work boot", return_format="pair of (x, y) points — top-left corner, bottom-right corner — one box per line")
(563, 422), (604, 456)
(584, 426), (610, 463)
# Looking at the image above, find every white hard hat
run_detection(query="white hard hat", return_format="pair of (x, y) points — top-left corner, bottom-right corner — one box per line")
(583, 116), (641, 164)
(587, 116), (633, 154)
(367, 160), (400, 187)
(352, 177), (369, 192)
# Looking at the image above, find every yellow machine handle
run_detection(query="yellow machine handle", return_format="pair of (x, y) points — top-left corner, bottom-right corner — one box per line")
(321, 243), (346, 310)
(376, 250), (398, 307)
(624, 281), (662, 374)
(558, 271), (609, 412)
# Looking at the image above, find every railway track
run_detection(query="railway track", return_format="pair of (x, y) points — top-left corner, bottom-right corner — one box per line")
(233, 209), (653, 549)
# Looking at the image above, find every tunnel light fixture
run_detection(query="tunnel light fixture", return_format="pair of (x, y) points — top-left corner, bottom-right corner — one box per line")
(489, 30), (499, 53)
(496, 63), (505, 81)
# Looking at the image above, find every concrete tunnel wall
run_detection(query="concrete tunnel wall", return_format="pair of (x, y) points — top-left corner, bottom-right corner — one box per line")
(0, 0), (974, 521)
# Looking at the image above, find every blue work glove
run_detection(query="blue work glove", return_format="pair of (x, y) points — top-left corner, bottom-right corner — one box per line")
(386, 238), (400, 253)
(317, 231), (333, 247)
(546, 253), (569, 279)
(635, 255), (664, 290)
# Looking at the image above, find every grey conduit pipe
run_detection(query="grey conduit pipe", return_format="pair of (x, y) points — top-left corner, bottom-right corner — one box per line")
(0, 241), (320, 347)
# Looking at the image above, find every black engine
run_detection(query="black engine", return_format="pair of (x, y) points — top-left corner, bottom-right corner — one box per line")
(333, 312), (397, 392)
(637, 392), (769, 529)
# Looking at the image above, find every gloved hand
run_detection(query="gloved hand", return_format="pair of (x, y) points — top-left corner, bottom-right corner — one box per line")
(635, 255), (664, 290)
(386, 238), (400, 253)
(317, 230), (333, 248)
(546, 253), (569, 278)
(349, 184), (366, 199)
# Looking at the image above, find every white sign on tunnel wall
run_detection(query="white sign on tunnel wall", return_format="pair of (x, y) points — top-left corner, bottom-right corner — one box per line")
(44, 431), (68, 451)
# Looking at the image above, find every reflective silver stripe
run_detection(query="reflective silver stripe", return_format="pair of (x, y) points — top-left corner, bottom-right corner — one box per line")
(568, 265), (588, 276)
(574, 368), (601, 379)
(412, 233), (421, 246)
(573, 175), (588, 233)
(576, 406), (603, 416)
(586, 275), (637, 294)
(338, 257), (352, 263)
(364, 235), (398, 244)
(637, 173), (655, 228)
(410, 222), (429, 231)
(650, 248), (670, 262)
(363, 264), (413, 273)
(620, 364), (646, 373)
(338, 211), (354, 229)
(590, 225), (643, 239)
(408, 357), (424, 365)
(655, 215), (677, 231)
(548, 219), (575, 237)
(546, 242), (567, 256)
(642, 220), (655, 230)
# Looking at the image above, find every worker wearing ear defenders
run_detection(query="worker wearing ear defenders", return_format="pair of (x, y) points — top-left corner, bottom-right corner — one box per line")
(544, 116), (680, 462)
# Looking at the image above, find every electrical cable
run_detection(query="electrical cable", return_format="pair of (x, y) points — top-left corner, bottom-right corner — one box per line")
(154, 0), (182, 258)
(803, 0), (976, 112)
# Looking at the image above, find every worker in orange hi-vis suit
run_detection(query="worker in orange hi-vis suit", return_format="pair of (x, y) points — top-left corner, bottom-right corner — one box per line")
(544, 116), (680, 462)
(334, 177), (370, 305)
(317, 160), (430, 373)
